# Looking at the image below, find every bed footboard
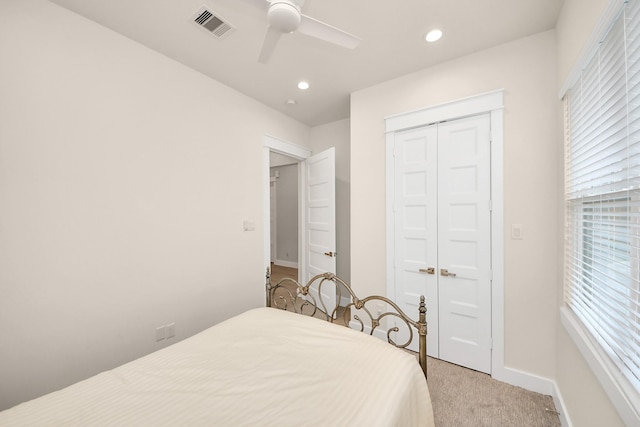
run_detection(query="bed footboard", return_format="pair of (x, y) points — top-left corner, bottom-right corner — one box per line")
(265, 267), (428, 378)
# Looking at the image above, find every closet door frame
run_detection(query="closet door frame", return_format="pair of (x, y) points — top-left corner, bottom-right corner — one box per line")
(385, 90), (506, 378)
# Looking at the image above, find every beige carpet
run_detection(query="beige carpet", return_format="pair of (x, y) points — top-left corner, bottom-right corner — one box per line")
(426, 357), (561, 427)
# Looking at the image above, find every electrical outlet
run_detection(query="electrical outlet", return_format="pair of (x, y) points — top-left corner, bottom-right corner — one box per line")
(166, 323), (175, 339)
(155, 326), (165, 342)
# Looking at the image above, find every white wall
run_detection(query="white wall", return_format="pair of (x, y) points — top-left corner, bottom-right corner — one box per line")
(0, 0), (310, 410)
(554, 0), (626, 425)
(351, 31), (560, 381)
(310, 119), (351, 282)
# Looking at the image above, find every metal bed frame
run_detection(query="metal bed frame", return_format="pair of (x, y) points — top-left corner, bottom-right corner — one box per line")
(265, 268), (428, 378)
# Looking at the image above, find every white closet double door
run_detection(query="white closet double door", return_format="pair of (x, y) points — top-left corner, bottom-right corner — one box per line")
(393, 114), (492, 374)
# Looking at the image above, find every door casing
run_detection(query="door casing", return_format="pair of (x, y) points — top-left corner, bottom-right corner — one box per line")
(385, 90), (505, 377)
(263, 135), (337, 288)
(263, 135), (311, 283)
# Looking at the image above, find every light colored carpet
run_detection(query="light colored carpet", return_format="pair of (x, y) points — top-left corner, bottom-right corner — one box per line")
(426, 357), (561, 427)
(269, 265), (561, 426)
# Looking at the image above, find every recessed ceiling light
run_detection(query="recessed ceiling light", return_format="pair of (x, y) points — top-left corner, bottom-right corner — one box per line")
(297, 81), (310, 90)
(425, 29), (443, 43)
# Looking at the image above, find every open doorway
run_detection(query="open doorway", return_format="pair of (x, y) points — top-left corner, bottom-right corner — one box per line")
(269, 152), (299, 282)
(262, 136), (311, 284)
(262, 135), (337, 294)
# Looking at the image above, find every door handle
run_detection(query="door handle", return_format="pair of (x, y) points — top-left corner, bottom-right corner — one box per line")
(419, 267), (435, 275)
(440, 268), (457, 277)
(324, 251), (335, 257)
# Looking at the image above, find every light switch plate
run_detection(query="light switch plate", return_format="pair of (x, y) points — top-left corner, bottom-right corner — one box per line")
(511, 224), (524, 240)
(166, 323), (175, 339)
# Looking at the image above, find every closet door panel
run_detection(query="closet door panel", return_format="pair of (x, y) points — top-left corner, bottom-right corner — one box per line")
(437, 114), (492, 374)
(393, 125), (439, 355)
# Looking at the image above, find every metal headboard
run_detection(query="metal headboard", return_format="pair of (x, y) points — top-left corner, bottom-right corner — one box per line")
(265, 268), (428, 379)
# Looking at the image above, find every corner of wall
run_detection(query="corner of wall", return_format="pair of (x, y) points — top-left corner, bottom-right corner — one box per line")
(551, 380), (574, 427)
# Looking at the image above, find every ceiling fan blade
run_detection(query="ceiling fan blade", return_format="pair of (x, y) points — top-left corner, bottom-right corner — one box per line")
(298, 14), (360, 49)
(258, 26), (282, 64)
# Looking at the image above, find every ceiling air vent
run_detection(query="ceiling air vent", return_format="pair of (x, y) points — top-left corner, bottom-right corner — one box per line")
(192, 6), (234, 39)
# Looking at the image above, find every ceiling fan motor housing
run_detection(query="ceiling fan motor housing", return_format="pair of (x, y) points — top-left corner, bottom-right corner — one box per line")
(268, 1), (301, 33)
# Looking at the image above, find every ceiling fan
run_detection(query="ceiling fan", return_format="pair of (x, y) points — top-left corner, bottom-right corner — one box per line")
(240, 0), (361, 63)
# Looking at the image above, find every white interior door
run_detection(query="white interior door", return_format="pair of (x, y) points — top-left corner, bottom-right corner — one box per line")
(393, 125), (439, 356)
(437, 115), (492, 373)
(301, 147), (337, 313)
(393, 114), (492, 374)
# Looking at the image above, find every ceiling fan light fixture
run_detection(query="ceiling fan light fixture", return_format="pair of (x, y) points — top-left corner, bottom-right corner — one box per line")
(425, 29), (443, 43)
(268, 2), (301, 33)
(248, 0), (362, 64)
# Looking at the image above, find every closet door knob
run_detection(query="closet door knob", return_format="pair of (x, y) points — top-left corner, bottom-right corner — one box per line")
(419, 267), (435, 275)
(440, 268), (456, 277)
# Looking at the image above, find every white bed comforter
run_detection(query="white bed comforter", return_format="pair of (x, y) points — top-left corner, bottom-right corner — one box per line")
(1, 308), (434, 426)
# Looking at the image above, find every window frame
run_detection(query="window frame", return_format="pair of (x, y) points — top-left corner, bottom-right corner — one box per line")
(562, 0), (640, 424)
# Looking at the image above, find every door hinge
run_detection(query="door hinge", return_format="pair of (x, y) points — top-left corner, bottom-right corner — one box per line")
(488, 200), (493, 211)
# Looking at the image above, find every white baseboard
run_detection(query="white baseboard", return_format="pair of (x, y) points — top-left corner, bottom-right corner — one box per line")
(551, 381), (573, 427)
(493, 367), (573, 426)
(492, 365), (555, 396)
(273, 260), (298, 269)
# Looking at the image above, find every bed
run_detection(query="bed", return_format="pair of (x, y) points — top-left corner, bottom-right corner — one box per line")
(0, 270), (434, 426)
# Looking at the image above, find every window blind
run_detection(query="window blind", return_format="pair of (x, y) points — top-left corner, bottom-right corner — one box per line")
(565, 0), (640, 394)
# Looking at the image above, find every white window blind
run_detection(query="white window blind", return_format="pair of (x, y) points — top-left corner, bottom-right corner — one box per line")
(565, 0), (640, 395)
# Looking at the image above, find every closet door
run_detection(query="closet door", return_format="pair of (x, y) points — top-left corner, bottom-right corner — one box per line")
(392, 114), (492, 374)
(437, 115), (492, 373)
(393, 125), (439, 356)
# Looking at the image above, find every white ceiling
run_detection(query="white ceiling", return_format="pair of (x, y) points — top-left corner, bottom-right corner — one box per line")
(49, 0), (564, 127)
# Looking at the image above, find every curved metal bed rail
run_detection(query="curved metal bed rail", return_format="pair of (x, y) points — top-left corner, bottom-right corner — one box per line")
(265, 267), (428, 378)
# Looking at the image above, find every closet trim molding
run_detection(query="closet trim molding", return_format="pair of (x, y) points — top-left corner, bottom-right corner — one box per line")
(384, 90), (551, 395)
(384, 89), (504, 133)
